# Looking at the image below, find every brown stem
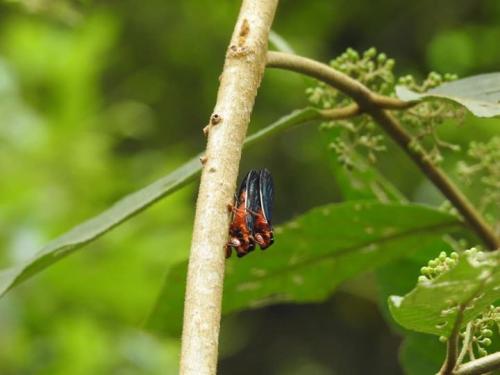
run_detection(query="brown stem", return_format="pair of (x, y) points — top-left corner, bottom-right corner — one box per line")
(440, 304), (466, 374)
(266, 51), (500, 250)
(180, 1), (278, 374)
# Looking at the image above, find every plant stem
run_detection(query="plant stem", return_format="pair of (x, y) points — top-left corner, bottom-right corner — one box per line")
(456, 322), (473, 367)
(266, 51), (500, 250)
(440, 304), (466, 374)
(179, 1), (278, 374)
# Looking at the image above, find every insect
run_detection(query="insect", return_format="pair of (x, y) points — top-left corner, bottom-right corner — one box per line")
(225, 168), (274, 258)
(225, 170), (259, 258)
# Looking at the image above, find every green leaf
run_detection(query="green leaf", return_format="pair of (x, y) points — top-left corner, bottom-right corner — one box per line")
(388, 250), (500, 337)
(0, 108), (322, 298)
(376, 243), (452, 330)
(0, 156), (201, 297)
(269, 30), (296, 54)
(147, 202), (462, 336)
(396, 73), (500, 117)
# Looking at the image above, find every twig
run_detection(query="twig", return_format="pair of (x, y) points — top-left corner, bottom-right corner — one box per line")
(180, 1), (278, 374)
(266, 51), (500, 250)
(456, 322), (473, 367)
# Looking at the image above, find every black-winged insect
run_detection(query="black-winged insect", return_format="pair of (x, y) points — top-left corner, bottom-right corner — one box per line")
(225, 170), (258, 258)
(225, 168), (274, 258)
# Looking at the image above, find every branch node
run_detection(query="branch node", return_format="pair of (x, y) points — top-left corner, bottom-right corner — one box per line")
(211, 113), (222, 125)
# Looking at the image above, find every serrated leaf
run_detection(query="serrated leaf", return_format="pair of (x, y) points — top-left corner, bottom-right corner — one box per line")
(396, 73), (500, 117)
(147, 202), (463, 336)
(0, 108), (321, 298)
(388, 251), (500, 337)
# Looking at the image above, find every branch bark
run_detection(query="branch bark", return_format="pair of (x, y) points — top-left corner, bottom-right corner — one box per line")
(453, 352), (500, 375)
(266, 51), (500, 250)
(179, 1), (278, 374)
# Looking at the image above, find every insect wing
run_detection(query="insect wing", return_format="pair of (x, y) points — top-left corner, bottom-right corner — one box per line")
(258, 169), (274, 225)
(246, 170), (260, 216)
(238, 169), (259, 231)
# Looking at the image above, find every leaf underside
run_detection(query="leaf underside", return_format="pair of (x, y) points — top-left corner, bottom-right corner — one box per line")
(396, 73), (500, 117)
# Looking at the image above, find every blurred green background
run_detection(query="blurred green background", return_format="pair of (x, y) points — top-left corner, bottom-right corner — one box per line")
(0, 0), (499, 374)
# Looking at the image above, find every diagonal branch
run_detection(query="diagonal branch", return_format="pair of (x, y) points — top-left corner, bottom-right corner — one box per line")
(266, 51), (500, 250)
(453, 352), (500, 375)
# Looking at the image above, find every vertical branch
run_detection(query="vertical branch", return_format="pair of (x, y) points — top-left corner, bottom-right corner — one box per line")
(439, 304), (466, 374)
(179, 1), (278, 374)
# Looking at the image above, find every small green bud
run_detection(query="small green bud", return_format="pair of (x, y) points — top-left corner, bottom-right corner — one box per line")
(385, 59), (395, 69)
(481, 338), (492, 347)
(436, 265), (445, 273)
(418, 275), (428, 283)
(429, 71), (442, 81)
(377, 53), (387, 63)
(346, 48), (359, 60)
(478, 348), (488, 356)
(364, 47), (377, 58)
(439, 336), (447, 343)
(421, 266), (430, 275)
(428, 259), (438, 267)
(439, 251), (447, 260)
(465, 247), (477, 256)
(444, 73), (458, 81)
(450, 252), (459, 260)
(481, 329), (493, 337)
(445, 258), (456, 267)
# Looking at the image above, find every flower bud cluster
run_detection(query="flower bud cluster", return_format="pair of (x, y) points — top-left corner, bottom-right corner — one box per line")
(418, 251), (459, 283)
(467, 305), (500, 357)
(306, 47), (463, 170)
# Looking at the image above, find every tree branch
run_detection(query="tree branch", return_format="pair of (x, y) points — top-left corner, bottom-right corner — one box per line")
(180, 1), (278, 374)
(266, 51), (500, 250)
(453, 352), (500, 375)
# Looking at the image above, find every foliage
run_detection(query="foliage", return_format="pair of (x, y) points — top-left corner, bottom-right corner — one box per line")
(306, 47), (465, 167)
(148, 202), (461, 336)
(0, 1), (499, 374)
(389, 248), (500, 337)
